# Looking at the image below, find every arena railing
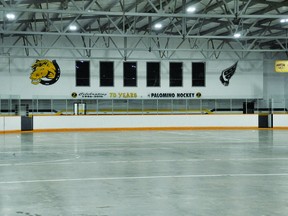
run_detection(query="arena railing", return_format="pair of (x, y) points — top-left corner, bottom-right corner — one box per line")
(0, 96), (287, 116)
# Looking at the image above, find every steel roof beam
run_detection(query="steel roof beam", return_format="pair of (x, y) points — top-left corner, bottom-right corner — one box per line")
(2, 7), (288, 19)
(2, 29), (288, 40)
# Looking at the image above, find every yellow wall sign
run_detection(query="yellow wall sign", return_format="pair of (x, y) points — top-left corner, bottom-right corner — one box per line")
(275, 60), (288, 72)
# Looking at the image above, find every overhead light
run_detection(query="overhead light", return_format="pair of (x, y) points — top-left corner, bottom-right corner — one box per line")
(154, 23), (163, 29)
(186, 6), (196, 13)
(233, 33), (241, 38)
(6, 13), (16, 20)
(280, 18), (288, 23)
(69, 24), (77, 31)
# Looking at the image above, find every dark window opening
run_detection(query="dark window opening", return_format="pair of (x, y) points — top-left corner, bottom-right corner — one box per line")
(170, 62), (183, 87)
(76, 60), (90, 86)
(123, 62), (137, 87)
(100, 61), (114, 87)
(192, 62), (205, 87)
(147, 62), (160, 87)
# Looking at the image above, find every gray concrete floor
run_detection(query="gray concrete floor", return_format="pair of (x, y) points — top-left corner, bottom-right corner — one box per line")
(0, 129), (288, 216)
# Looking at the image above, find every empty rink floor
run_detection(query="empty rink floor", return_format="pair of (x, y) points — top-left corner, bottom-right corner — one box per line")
(0, 129), (288, 216)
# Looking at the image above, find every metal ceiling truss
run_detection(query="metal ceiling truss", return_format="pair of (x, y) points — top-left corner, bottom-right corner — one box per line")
(1, 0), (288, 60)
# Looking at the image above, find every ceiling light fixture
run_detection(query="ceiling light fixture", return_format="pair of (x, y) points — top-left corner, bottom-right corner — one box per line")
(154, 23), (163, 29)
(69, 24), (77, 31)
(6, 13), (16, 20)
(186, 6), (196, 13)
(233, 33), (241, 38)
(280, 18), (288, 23)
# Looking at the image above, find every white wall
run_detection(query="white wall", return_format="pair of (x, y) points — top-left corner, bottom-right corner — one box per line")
(0, 116), (21, 132)
(2, 35), (287, 101)
(273, 114), (288, 128)
(263, 59), (287, 99)
(0, 56), (263, 99)
(0, 114), (259, 133)
(7, 114), (288, 133)
(33, 115), (259, 130)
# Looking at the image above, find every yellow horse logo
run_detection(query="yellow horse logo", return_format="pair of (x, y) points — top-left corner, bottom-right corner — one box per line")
(30, 59), (60, 85)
